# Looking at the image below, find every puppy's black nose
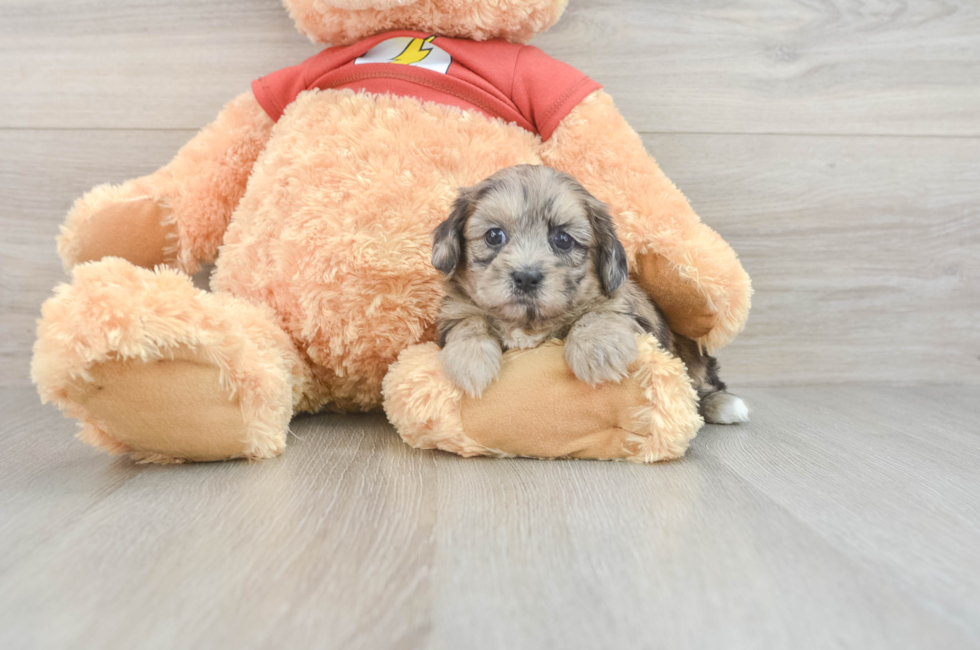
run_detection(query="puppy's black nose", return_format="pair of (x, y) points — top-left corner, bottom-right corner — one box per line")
(512, 269), (544, 293)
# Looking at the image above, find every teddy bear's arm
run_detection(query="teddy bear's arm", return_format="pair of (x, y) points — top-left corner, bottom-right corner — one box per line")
(58, 92), (274, 275)
(540, 90), (751, 351)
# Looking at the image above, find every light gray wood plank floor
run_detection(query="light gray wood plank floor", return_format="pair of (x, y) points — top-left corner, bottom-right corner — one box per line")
(2, 385), (978, 649)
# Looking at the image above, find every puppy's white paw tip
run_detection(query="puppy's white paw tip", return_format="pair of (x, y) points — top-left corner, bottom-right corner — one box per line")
(703, 393), (750, 424)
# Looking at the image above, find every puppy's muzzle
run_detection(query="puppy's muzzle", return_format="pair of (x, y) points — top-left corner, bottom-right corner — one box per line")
(511, 268), (544, 294)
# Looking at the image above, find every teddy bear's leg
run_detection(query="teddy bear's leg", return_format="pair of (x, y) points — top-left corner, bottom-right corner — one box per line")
(32, 258), (307, 463)
(384, 336), (703, 462)
(58, 92), (274, 275)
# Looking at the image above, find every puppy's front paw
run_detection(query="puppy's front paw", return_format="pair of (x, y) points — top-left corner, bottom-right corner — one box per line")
(565, 327), (639, 386)
(440, 337), (502, 398)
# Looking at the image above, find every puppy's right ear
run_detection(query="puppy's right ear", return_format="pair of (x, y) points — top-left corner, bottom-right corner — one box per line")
(432, 188), (474, 276)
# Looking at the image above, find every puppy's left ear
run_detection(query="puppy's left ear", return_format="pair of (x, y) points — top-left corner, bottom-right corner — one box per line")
(582, 192), (629, 295)
(432, 187), (474, 276)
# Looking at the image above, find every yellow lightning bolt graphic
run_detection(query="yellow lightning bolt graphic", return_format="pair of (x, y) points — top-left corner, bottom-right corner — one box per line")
(392, 36), (436, 65)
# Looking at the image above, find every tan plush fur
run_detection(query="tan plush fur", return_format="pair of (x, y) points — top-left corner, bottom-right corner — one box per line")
(33, 0), (750, 462)
(381, 342), (507, 458)
(383, 335), (702, 462)
(285, 0), (569, 46)
(32, 258), (307, 462)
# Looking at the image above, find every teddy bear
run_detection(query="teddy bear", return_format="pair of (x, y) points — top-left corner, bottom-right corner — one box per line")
(32, 0), (751, 464)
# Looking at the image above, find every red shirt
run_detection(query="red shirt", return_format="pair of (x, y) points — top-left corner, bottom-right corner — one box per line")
(252, 31), (601, 141)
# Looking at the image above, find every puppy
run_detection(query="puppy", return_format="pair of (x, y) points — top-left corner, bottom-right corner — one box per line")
(431, 164), (748, 424)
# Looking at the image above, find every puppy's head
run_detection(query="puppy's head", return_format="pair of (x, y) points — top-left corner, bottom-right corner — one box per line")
(432, 165), (628, 326)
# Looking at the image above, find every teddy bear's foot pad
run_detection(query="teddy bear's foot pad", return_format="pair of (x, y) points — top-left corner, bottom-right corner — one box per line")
(65, 347), (250, 463)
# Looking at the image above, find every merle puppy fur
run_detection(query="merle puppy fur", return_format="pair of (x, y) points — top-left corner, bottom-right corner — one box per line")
(431, 164), (748, 424)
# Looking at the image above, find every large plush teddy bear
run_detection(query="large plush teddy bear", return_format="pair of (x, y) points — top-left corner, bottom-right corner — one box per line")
(32, 0), (751, 464)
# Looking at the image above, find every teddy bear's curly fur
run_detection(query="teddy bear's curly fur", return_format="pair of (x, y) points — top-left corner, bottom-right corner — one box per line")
(32, 0), (751, 463)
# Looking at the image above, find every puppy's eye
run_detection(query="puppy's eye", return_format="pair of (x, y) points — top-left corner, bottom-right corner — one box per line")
(552, 230), (574, 251)
(485, 228), (507, 246)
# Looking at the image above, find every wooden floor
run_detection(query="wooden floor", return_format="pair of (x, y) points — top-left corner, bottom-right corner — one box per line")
(1, 385), (978, 649)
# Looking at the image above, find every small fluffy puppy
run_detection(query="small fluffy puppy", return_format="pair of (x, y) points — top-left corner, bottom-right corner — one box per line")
(432, 164), (748, 424)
